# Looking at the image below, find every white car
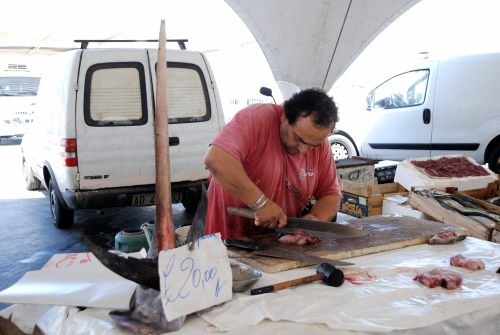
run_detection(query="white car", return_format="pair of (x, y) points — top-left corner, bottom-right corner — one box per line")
(334, 52), (500, 173)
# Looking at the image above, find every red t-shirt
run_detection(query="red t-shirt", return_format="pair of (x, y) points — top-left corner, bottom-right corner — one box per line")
(205, 103), (341, 239)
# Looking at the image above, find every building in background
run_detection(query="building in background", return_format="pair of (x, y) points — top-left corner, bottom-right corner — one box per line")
(0, 57), (41, 142)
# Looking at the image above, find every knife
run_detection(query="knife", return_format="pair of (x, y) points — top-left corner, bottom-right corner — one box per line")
(224, 238), (354, 266)
(227, 207), (368, 239)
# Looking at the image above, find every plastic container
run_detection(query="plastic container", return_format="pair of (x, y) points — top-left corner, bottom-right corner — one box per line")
(115, 228), (148, 253)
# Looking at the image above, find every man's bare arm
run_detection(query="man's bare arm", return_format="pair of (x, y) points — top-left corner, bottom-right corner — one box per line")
(204, 145), (262, 205)
(302, 194), (341, 221)
(204, 144), (287, 228)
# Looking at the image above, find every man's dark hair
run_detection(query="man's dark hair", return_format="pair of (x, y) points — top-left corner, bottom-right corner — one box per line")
(283, 87), (339, 128)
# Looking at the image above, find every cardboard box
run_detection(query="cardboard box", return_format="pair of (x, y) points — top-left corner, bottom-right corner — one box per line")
(408, 182), (499, 241)
(336, 157), (377, 189)
(340, 183), (409, 218)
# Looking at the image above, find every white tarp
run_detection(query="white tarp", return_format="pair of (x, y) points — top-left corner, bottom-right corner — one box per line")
(200, 236), (500, 333)
(225, 0), (421, 90)
(2, 236), (499, 334)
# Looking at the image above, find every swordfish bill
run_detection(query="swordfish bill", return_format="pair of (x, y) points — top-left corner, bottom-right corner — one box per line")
(154, 20), (176, 252)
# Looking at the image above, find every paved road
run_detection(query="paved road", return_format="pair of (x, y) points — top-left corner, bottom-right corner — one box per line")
(0, 137), (193, 311)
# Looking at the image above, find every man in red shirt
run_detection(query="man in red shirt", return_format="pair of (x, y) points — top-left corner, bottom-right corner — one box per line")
(204, 88), (342, 239)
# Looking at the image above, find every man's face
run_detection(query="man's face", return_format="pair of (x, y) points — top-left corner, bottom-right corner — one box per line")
(279, 113), (333, 154)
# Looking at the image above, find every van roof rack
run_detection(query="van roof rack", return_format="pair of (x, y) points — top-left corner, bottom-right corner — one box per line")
(74, 39), (188, 50)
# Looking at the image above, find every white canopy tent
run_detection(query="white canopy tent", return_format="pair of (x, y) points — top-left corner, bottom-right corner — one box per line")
(0, 0), (420, 91)
(224, 0), (421, 90)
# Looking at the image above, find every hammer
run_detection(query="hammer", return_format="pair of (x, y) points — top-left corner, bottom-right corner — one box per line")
(250, 263), (344, 295)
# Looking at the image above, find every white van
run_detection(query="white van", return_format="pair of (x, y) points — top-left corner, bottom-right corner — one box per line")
(21, 41), (224, 228)
(335, 52), (500, 173)
(0, 63), (40, 142)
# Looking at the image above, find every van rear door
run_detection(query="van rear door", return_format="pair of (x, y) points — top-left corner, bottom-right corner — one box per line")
(360, 62), (438, 160)
(76, 49), (156, 190)
(147, 49), (222, 184)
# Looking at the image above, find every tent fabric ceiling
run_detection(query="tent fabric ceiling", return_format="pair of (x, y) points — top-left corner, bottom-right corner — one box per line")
(0, 0), (254, 54)
(0, 0), (421, 92)
(225, 0), (421, 90)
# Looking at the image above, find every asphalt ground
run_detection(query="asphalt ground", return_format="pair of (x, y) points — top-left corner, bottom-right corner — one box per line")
(0, 136), (193, 311)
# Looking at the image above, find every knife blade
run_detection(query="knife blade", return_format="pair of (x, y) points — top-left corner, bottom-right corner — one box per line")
(254, 247), (354, 266)
(224, 238), (354, 266)
(227, 206), (368, 239)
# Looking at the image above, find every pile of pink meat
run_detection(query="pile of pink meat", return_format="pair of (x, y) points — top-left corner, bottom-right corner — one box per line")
(411, 156), (490, 177)
(276, 230), (321, 246)
(414, 255), (485, 290)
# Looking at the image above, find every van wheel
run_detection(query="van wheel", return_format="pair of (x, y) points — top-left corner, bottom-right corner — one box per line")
(22, 157), (41, 190)
(182, 186), (201, 213)
(487, 145), (500, 173)
(329, 132), (358, 160)
(49, 179), (74, 229)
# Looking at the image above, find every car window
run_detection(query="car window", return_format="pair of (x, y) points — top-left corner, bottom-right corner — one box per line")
(372, 69), (429, 110)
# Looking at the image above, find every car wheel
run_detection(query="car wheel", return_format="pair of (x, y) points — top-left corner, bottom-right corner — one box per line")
(22, 157), (41, 190)
(328, 132), (358, 160)
(49, 179), (74, 229)
(487, 145), (500, 173)
(181, 186), (201, 213)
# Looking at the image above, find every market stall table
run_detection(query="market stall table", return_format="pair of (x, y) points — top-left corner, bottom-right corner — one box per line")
(1, 236), (499, 334)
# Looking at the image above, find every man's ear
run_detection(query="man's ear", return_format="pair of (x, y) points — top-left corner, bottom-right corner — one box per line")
(280, 112), (287, 123)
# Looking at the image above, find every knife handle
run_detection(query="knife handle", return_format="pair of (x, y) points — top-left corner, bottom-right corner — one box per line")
(223, 238), (265, 251)
(250, 285), (274, 295)
(227, 207), (254, 219)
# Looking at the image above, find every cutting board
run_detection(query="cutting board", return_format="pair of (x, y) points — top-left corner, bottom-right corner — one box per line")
(226, 215), (457, 273)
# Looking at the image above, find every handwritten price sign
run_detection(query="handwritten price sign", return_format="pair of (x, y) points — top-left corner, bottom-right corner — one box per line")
(158, 233), (232, 320)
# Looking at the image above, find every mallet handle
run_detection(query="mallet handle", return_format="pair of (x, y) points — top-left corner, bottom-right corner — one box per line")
(251, 273), (322, 295)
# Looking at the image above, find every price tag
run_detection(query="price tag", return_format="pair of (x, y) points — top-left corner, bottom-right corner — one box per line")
(158, 233), (232, 320)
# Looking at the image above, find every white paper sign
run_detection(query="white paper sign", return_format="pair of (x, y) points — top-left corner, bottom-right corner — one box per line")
(158, 233), (232, 320)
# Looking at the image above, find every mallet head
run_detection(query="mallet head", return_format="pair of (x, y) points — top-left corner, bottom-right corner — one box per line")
(316, 262), (344, 287)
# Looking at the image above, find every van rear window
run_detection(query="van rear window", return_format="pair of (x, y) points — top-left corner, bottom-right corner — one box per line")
(163, 62), (210, 123)
(84, 62), (147, 126)
(84, 61), (211, 127)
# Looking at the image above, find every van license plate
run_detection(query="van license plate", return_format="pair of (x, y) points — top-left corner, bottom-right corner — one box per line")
(132, 193), (156, 206)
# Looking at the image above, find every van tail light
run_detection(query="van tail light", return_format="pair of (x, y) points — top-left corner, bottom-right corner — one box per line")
(61, 138), (78, 167)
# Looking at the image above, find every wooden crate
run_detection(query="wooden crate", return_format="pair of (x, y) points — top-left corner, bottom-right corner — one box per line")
(408, 182), (500, 241)
(456, 180), (499, 199)
(340, 183), (409, 217)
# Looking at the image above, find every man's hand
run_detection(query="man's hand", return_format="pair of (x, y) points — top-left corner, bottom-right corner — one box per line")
(253, 200), (287, 229)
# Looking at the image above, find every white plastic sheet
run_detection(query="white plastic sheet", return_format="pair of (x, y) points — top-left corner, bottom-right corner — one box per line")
(0, 253), (137, 310)
(1, 238), (499, 334)
(200, 237), (500, 333)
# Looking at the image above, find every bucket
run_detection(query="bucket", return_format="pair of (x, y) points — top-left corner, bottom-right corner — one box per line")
(115, 228), (148, 253)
